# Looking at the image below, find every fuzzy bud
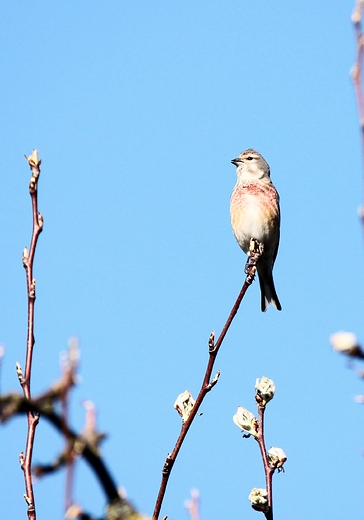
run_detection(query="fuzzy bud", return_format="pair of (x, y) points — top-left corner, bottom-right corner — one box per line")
(233, 406), (258, 437)
(255, 376), (275, 406)
(174, 390), (195, 422)
(267, 447), (287, 470)
(248, 488), (269, 513)
(330, 331), (361, 356)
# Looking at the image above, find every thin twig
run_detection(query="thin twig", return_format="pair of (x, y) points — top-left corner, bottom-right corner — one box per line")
(184, 489), (200, 520)
(351, 1), (364, 231)
(255, 406), (274, 520)
(61, 339), (80, 514)
(0, 345), (4, 395)
(152, 241), (262, 520)
(18, 150), (43, 520)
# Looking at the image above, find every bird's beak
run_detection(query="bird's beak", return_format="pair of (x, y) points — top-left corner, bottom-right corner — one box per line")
(231, 158), (242, 166)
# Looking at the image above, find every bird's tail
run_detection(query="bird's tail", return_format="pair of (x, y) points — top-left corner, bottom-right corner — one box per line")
(258, 272), (282, 312)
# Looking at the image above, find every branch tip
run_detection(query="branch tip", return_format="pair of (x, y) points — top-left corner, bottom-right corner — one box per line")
(25, 150), (41, 169)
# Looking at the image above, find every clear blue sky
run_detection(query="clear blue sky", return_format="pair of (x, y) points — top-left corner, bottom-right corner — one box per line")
(1, 1), (363, 519)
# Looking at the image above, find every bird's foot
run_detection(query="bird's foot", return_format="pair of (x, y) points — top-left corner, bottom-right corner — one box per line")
(244, 239), (264, 282)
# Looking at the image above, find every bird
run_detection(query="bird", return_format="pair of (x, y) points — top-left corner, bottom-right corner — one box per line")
(230, 149), (281, 312)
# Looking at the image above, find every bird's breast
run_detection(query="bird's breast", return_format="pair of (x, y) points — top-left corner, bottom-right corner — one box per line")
(230, 182), (279, 254)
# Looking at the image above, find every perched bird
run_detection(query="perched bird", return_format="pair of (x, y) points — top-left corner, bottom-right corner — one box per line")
(230, 149), (281, 312)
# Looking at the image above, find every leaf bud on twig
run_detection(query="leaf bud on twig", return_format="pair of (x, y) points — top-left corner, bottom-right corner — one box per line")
(16, 361), (24, 382)
(29, 279), (36, 299)
(255, 376), (275, 406)
(38, 212), (44, 229)
(208, 330), (215, 351)
(248, 488), (269, 513)
(233, 406), (258, 437)
(25, 149), (41, 169)
(22, 247), (29, 267)
(267, 447), (287, 470)
(174, 390), (196, 422)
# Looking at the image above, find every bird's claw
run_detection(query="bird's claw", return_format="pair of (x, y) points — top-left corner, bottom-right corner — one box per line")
(244, 239), (264, 282)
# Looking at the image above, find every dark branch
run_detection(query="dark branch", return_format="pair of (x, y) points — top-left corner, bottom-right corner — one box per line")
(1, 393), (121, 505)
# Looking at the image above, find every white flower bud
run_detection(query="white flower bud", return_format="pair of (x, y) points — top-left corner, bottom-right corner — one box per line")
(233, 406), (258, 437)
(174, 390), (195, 422)
(255, 376), (275, 406)
(330, 331), (359, 355)
(248, 488), (269, 513)
(267, 447), (287, 470)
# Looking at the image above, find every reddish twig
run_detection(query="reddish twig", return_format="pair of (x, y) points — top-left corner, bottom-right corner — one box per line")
(255, 405), (274, 520)
(152, 241), (263, 520)
(0, 345), (4, 394)
(62, 387), (73, 512)
(184, 489), (200, 520)
(351, 1), (364, 231)
(60, 339), (80, 514)
(17, 150), (43, 520)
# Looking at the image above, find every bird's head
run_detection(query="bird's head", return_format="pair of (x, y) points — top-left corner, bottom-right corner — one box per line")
(231, 149), (271, 182)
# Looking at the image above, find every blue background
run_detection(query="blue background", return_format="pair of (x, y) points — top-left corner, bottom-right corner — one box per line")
(1, 2), (363, 519)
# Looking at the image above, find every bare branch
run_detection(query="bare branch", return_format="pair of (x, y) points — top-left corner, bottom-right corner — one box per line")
(351, 1), (364, 229)
(18, 150), (43, 520)
(255, 405), (274, 520)
(152, 241), (263, 519)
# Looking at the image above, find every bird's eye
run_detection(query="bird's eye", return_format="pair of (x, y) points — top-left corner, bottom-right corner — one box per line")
(246, 156), (253, 161)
